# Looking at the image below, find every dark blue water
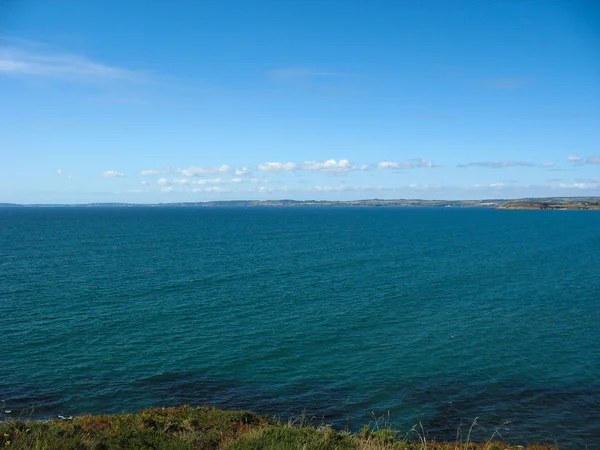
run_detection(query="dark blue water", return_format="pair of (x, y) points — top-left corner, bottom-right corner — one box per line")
(1, 207), (599, 448)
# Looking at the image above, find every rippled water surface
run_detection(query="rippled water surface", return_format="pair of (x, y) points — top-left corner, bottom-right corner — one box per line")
(1, 207), (599, 448)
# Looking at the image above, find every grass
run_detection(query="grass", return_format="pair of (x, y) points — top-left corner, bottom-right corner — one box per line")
(0, 405), (559, 450)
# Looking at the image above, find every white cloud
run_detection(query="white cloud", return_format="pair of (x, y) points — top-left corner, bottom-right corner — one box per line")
(161, 186), (174, 193)
(156, 177), (245, 186)
(413, 158), (438, 168)
(192, 187), (229, 193)
(377, 161), (413, 169)
(141, 180), (149, 185)
(305, 184), (383, 192)
(257, 159), (355, 173)
(376, 159), (437, 169)
(458, 161), (533, 168)
(258, 162), (297, 172)
(140, 169), (162, 176)
(565, 155), (600, 165)
(56, 169), (63, 175)
(142, 166), (249, 177)
(0, 45), (143, 82)
(558, 182), (599, 189)
(245, 184), (384, 194)
(234, 167), (251, 175)
(300, 159), (354, 172)
(576, 178), (600, 184)
(194, 178), (234, 185)
(101, 170), (125, 178)
(540, 162), (555, 168)
(306, 185), (345, 192)
(179, 165), (232, 177)
(408, 183), (436, 190)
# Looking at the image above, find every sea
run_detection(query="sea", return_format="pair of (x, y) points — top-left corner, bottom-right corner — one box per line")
(0, 207), (598, 448)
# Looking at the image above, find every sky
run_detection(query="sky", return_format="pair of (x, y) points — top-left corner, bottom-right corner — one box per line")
(1, 0), (599, 203)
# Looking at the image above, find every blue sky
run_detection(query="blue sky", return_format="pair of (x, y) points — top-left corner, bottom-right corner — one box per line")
(1, 0), (599, 203)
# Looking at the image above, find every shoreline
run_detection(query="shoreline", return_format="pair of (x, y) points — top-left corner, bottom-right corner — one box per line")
(0, 405), (560, 449)
(1, 196), (599, 209)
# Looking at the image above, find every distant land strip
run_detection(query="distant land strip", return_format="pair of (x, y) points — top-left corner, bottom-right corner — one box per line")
(1, 197), (599, 210)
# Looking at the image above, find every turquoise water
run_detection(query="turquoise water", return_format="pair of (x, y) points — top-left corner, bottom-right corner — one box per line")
(1, 207), (599, 448)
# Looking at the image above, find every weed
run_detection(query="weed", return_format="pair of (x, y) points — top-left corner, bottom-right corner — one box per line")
(0, 406), (560, 450)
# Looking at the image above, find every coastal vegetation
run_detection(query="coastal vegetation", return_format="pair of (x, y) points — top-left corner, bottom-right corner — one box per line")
(0, 406), (558, 449)
(497, 200), (600, 210)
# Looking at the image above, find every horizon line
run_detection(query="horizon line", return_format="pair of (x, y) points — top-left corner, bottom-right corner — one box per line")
(2, 196), (599, 207)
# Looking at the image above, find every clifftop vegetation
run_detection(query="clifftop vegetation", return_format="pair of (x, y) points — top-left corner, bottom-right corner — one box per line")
(0, 405), (559, 449)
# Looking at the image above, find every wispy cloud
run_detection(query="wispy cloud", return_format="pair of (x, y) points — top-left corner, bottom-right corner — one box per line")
(257, 162), (297, 172)
(376, 159), (438, 170)
(557, 182), (599, 189)
(192, 187), (230, 194)
(140, 169), (164, 176)
(141, 165), (252, 177)
(234, 167), (252, 175)
(304, 184), (383, 192)
(566, 155), (600, 165)
(299, 159), (354, 172)
(412, 158), (439, 168)
(178, 165), (233, 177)
(458, 161), (533, 168)
(56, 168), (72, 178)
(159, 177), (244, 186)
(0, 43), (145, 82)
(540, 162), (555, 168)
(256, 159), (354, 173)
(377, 161), (413, 169)
(101, 170), (125, 178)
(244, 184), (384, 194)
(56, 168), (73, 179)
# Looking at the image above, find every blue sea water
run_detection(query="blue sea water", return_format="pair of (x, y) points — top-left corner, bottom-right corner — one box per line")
(1, 207), (599, 448)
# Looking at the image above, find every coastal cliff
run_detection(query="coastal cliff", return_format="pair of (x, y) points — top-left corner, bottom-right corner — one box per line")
(498, 201), (600, 210)
(0, 406), (559, 449)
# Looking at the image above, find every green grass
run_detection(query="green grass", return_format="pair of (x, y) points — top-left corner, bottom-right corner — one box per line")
(0, 405), (559, 450)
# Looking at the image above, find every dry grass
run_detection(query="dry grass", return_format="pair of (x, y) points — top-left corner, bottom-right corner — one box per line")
(0, 406), (560, 450)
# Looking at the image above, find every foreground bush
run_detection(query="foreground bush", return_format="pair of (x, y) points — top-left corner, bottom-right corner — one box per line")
(0, 405), (558, 449)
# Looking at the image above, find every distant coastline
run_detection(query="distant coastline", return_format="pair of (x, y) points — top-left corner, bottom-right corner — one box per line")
(497, 200), (600, 210)
(1, 197), (599, 210)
